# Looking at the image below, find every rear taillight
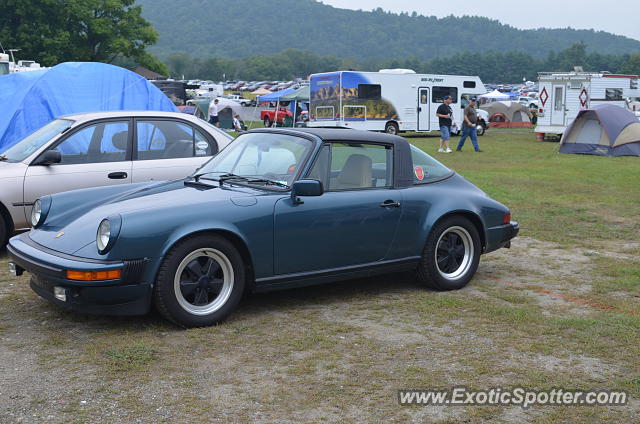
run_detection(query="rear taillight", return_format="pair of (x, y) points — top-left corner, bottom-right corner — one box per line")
(502, 212), (511, 224)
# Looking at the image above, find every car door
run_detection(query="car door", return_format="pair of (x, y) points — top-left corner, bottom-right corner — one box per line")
(131, 119), (219, 182)
(23, 119), (133, 221)
(273, 142), (402, 275)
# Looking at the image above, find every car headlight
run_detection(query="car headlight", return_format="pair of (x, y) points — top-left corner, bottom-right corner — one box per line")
(96, 215), (122, 255)
(31, 199), (42, 227)
(97, 219), (111, 252)
(31, 196), (52, 228)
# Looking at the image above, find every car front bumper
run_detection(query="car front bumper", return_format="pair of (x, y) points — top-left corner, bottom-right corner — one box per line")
(484, 221), (519, 254)
(7, 233), (151, 316)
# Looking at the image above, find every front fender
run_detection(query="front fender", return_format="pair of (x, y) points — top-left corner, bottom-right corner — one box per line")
(97, 196), (277, 281)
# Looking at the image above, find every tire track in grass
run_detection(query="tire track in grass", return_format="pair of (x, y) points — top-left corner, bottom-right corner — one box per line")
(482, 274), (639, 317)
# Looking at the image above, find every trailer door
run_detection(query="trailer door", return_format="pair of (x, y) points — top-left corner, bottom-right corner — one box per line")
(417, 87), (430, 131)
(551, 84), (566, 126)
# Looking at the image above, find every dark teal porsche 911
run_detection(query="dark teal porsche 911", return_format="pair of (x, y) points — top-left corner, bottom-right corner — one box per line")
(8, 128), (518, 327)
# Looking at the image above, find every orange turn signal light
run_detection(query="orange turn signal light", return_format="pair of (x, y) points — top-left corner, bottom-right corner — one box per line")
(66, 269), (122, 281)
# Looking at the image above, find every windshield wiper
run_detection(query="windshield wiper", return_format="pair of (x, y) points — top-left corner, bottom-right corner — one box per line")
(191, 172), (243, 184)
(245, 178), (290, 189)
(190, 172), (289, 189)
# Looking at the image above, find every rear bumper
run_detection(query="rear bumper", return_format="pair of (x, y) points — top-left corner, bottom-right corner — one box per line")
(484, 221), (519, 254)
(7, 234), (151, 316)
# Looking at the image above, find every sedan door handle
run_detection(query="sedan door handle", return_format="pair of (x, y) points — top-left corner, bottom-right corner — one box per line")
(108, 172), (128, 180)
(380, 200), (401, 208)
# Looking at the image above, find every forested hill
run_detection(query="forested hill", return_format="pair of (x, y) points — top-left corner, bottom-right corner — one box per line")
(138, 0), (640, 60)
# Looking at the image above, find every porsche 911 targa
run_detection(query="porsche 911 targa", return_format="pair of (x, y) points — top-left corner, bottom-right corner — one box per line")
(8, 128), (518, 327)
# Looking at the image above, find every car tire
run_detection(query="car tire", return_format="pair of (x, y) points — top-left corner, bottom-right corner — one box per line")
(416, 216), (481, 291)
(154, 235), (245, 327)
(263, 117), (271, 127)
(476, 123), (485, 136)
(384, 122), (399, 135)
(0, 213), (7, 250)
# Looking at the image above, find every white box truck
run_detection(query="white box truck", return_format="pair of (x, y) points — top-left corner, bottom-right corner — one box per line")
(536, 71), (640, 136)
(308, 70), (487, 135)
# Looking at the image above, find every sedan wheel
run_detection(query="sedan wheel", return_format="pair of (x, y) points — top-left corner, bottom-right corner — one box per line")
(0, 214), (7, 249)
(417, 216), (480, 290)
(154, 235), (245, 327)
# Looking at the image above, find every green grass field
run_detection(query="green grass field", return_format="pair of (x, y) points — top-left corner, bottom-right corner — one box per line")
(0, 128), (638, 423)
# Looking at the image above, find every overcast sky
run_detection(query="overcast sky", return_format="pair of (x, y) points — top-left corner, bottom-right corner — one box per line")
(321, 0), (640, 42)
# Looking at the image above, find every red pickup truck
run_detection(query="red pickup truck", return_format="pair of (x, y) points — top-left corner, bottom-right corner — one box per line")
(261, 106), (293, 127)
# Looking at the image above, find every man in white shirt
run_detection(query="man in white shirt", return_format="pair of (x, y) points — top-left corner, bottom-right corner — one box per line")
(208, 98), (220, 127)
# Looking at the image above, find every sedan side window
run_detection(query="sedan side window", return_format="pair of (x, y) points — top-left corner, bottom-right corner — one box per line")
(136, 120), (216, 160)
(308, 142), (393, 191)
(53, 121), (129, 165)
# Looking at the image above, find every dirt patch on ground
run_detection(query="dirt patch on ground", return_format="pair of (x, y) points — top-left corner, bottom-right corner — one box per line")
(0, 233), (638, 423)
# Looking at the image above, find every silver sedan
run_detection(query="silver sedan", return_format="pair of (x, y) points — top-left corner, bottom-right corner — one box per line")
(0, 111), (233, 247)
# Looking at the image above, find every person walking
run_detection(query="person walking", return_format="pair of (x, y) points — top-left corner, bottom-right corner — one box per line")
(456, 97), (483, 152)
(208, 98), (220, 127)
(436, 95), (454, 153)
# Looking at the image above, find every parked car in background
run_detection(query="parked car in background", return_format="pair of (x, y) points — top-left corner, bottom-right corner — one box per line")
(0, 111), (233, 247)
(517, 96), (538, 109)
(7, 128), (518, 327)
(222, 94), (252, 106)
(261, 105), (293, 127)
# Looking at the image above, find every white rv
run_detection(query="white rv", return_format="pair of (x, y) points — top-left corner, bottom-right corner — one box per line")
(536, 72), (640, 136)
(308, 70), (487, 135)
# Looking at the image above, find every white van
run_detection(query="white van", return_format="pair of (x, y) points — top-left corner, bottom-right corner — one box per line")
(308, 70), (487, 135)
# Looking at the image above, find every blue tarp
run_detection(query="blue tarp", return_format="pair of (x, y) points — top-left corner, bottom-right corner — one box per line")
(0, 62), (178, 151)
(257, 88), (296, 103)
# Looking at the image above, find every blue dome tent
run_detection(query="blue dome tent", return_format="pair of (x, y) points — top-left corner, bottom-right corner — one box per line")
(0, 62), (177, 151)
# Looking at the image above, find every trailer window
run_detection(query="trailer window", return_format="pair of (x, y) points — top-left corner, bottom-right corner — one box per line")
(605, 88), (623, 100)
(463, 81), (476, 88)
(433, 87), (458, 103)
(358, 84), (381, 100)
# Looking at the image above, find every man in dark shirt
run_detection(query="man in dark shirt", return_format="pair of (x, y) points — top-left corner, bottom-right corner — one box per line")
(436, 95), (454, 153)
(456, 97), (482, 152)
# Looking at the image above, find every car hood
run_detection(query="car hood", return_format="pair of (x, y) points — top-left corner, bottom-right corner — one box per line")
(0, 161), (27, 179)
(30, 180), (270, 255)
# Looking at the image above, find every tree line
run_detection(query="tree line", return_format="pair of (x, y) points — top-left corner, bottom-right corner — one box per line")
(165, 43), (640, 83)
(137, 0), (640, 62)
(2, 1), (639, 84)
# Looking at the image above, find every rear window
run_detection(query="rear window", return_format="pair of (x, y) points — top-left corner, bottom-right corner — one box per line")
(410, 145), (453, 183)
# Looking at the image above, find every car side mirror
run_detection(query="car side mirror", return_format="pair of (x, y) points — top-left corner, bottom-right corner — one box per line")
(32, 149), (61, 166)
(291, 179), (323, 205)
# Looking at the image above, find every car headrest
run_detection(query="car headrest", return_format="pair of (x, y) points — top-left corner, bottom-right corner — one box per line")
(337, 154), (372, 189)
(112, 131), (128, 150)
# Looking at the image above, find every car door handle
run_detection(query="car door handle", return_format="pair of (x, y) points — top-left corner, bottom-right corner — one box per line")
(380, 200), (401, 208)
(108, 172), (128, 180)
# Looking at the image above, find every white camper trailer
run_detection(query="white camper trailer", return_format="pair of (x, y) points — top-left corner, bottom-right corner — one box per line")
(536, 72), (640, 136)
(308, 70), (487, 135)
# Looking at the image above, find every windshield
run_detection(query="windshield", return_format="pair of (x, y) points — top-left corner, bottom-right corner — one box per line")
(195, 132), (313, 186)
(1, 119), (74, 162)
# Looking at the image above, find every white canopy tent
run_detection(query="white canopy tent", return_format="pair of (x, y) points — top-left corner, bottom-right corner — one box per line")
(479, 90), (510, 105)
